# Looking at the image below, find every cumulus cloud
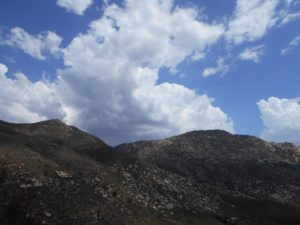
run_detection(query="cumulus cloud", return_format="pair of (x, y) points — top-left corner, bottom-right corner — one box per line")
(0, 0), (235, 145)
(0, 27), (62, 60)
(281, 35), (300, 55)
(258, 97), (300, 144)
(239, 45), (265, 63)
(57, 0), (93, 15)
(0, 63), (65, 123)
(226, 0), (279, 44)
(54, 0), (233, 144)
(202, 58), (229, 78)
(0, 63), (7, 75)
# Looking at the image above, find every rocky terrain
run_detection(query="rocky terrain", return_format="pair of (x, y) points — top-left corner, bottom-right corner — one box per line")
(0, 120), (299, 225)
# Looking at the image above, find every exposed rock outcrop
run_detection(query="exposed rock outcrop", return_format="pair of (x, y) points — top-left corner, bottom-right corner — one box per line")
(0, 120), (299, 225)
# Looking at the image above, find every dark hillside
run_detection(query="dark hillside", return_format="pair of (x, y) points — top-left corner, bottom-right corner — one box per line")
(0, 120), (299, 225)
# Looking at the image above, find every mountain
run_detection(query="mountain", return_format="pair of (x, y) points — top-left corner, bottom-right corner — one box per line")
(0, 120), (299, 225)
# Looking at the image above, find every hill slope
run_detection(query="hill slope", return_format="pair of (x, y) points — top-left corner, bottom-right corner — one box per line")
(0, 120), (299, 225)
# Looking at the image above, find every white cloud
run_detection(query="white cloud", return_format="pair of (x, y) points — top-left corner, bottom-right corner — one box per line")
(258, 97), (300, 144)
(0, 63), (8, 75)
(277, 0), (300, 26)
(202, 58), (229, 78)
(226, 0), (279, 44)
(57, 0), (93, 15)
(0, 27), (62, 60)
(281, 35), (300, 55)
(0, 63), (65, 123)
(279, 11), (300, 25)
(239, 45), (265, 63)
(54, 0), (233, 144)
(191, 52), (206, 61)
(0, 1), (234, 145)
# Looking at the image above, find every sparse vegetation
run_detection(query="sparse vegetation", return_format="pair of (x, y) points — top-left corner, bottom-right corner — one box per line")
(0, 120), (299, 225)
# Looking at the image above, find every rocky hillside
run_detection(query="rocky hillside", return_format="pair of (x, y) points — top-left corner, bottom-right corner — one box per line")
(0, 120), (299, 225)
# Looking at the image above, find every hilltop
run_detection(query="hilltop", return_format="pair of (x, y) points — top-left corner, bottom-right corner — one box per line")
(0, 120), (299, 225)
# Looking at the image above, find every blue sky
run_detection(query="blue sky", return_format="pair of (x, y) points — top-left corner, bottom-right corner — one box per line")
(0, 0), (300, 145)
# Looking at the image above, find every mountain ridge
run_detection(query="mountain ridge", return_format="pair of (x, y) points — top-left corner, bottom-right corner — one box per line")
(0, 119), (299, 225)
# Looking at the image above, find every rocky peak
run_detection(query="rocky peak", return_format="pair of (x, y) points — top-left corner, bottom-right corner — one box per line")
(36, 119), (66, 125)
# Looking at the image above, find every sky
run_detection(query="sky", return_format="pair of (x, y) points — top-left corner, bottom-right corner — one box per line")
(0, 0), (300, 145)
